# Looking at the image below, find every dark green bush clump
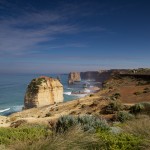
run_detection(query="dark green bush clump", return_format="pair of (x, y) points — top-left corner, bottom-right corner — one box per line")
(110, 93), (121, 100)
(27, 78), (46, 95)
(117, 111), (134, 123)
(130, 103), (145, 115)
(55, 115), (78, 133)
(105, 101), (123, 114)
(130, 102), (150, 115)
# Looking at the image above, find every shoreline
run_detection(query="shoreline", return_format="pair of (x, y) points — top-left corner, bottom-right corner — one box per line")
(1, 70), (150, 128)
(0, 84), (102, 128)
(0, 80), (101, 116)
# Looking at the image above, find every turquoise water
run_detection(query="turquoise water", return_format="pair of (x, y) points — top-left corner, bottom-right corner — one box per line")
(0, 74), (79, 116)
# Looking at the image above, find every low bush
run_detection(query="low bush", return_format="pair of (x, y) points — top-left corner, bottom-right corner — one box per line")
(55, 115), (110, 133)
(130, 103), (145, 115)
(97, 130), (141, 150)
(55, 115), (77, 133)
(110, 93), (121, 100)
(78, 115), (110, 132)
(116, 111), (134, 123)
(106, 101), (123, 113)
(122, 116), (150, 149)
(0, 125), (51, 145)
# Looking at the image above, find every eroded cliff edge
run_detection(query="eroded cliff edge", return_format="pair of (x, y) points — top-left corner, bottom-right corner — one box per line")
(24, 76), (63, 109)
(68, 70), (113, 84)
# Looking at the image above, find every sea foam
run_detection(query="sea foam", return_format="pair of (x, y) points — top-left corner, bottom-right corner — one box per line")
(64, 92), (72, 95)
(0, 108), (10, 113)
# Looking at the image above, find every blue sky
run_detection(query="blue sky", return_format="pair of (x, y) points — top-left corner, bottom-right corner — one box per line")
(0, 0), (150, 73)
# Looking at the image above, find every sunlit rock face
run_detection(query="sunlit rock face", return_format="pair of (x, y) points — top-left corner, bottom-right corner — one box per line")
(68, 72), (81, 84)
(24, 76), (63, 109)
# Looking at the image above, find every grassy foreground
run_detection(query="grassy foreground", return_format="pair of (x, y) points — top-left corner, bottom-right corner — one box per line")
(0, 115), (150, 150)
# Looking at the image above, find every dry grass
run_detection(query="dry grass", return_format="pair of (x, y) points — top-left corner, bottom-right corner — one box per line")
(122, 115), (150, 150)
(9, 126), (102, 150)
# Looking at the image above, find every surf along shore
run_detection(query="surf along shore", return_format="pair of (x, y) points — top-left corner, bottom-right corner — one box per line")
(0, 71), (109, 127)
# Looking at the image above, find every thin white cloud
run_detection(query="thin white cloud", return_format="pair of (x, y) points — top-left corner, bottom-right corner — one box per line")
(0, 1), (109, 55)
(0, 11), (78, 53)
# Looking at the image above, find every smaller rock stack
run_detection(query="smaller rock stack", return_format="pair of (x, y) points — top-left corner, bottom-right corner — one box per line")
(68, 72), (81, 84)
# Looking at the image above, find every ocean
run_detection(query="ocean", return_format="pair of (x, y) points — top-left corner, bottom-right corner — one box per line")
(0, 74), (90, 116)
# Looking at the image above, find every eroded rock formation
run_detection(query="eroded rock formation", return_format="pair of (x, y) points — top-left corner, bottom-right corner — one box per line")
(68, 72), (81, 84)
(24, 76), (63, 109)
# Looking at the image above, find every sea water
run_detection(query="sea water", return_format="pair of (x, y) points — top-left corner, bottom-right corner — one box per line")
(0, 74), (83, 116)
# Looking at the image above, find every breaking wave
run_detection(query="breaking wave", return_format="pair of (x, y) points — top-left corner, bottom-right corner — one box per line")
(64, 92), (72, 95)
(0, 108), (10, 113)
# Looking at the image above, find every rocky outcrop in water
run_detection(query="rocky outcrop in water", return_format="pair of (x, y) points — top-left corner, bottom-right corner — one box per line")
(68, 72), (81, 84)
(24, 76), (63, 109)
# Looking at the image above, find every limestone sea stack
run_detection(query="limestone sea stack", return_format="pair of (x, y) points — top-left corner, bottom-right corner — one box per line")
(68, 72), (81, 84)
(24, 76), (63, 109)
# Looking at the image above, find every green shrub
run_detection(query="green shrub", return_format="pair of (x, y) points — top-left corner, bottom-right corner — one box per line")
(55, 115), (77, 133)
(55, 115), (110, 133)
(110, 93), (121, 100)
(0, 125), (51, 145)
(27, 77), (46, 95)
(78, 115), (110, 132)
(117, 111), (134, 123)
(97, 131), (141, 150)
(130, 103), (145, 115)
(106, 101), (123, 113)
(130, 102), (150, 116)
(122, 116), (150, 149)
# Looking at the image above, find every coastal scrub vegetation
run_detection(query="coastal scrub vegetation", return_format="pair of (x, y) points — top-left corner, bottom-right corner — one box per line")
(0, 114), (150, 150)
(27, 78), (46, 95)
(55, 115), (110, 133)
(130, 102), (150, 115)
(110, 93), (121, 101)
(116, 111), (134, 123)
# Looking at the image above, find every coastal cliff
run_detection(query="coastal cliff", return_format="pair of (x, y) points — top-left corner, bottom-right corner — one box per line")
(80, 70), (113, 82)
(24, 76), (63, 109)
(68, 70), (112, 84)
(68, 72), (81, 84)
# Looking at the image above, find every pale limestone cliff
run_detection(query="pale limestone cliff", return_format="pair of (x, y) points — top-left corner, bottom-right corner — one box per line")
(24, 76), (63, 109)
(68, 72), (81, 84)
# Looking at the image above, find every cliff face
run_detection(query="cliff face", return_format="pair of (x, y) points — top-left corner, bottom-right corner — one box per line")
(68, 72), (81, 84)
(24, 76), (63, 109)
(80, 71), (99, 81)
(68, 71), (112, 84)
(80, 71), (112, 82)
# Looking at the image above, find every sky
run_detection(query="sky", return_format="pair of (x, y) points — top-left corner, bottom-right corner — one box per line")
(0, 0), (150, 74)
